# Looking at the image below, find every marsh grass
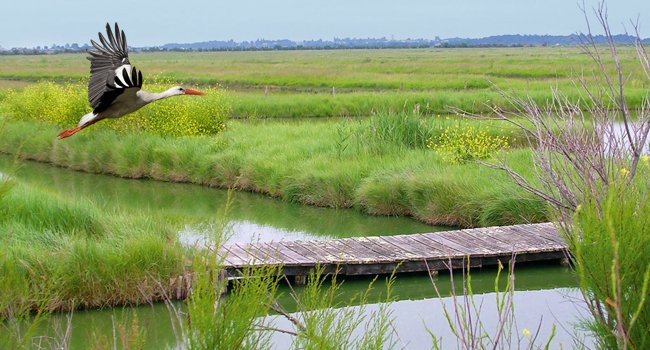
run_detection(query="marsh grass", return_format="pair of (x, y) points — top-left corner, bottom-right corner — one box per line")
(0, 180), (187, 315)
(341, 112), (525, 156)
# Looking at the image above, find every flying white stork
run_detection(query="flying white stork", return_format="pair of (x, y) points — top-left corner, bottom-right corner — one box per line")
(58, 23), (205, 139)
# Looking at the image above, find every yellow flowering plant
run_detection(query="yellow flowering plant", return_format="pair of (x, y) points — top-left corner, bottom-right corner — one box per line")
(2, 81), (231, 137)
(428, 125), (510, 164)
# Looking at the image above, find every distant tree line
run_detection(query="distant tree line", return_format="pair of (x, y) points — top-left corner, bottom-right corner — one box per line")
(2, 34), (647, 55)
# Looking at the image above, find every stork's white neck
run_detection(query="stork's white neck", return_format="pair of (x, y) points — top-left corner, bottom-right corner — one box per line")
(137, 87), (181, 104)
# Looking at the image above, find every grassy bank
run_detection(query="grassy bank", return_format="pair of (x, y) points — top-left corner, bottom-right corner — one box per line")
(0, 178), (187, 314)
(0, 116), (546, 228)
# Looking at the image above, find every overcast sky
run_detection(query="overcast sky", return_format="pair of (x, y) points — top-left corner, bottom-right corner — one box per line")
(1, 0), (649, 48)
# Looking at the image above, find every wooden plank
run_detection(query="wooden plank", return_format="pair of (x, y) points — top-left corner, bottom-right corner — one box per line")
(506, 225), (564, 251)
(256, 242), (303, 265)
(476, 227), (556, 253)
(272, 242), (315, 265)
(448, 230), (510, 255)
(351, 236), (412, 262)
(338, 238), (394, 262)
(422, 232), (484, 255)
(236, 243), (285, 265)
(526, 224), (567, 246)
(221, 250), (245, 266)
(293, 240), (348, 263)
(324, 239), (375, 263)
(219, 245), (247, 262)
(373, 236), (426, 260)
(223, 244), (257, 265)
(477, 226), (541, 252)
(408, 234), (464, 257)
(378, 235), (439, 258)
(283, 241), (332, 265)
(437, 232), (500, 257)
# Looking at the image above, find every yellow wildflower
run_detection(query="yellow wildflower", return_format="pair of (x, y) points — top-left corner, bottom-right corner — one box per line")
(620, 168), (630, 177)
(523, 328), (531, 337)
(642, 155), (649, 163)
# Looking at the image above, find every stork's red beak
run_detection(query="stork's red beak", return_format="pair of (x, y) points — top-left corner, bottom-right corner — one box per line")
(184, 89), (205, 96)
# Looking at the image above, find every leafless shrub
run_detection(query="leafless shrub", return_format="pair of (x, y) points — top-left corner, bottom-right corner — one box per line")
(454, 3), (650, 227)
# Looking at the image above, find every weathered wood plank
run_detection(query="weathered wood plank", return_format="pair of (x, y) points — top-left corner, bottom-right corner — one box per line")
(378, 235), (438, 258)
(449, 229), (513, 255)
(272, 242), (315, 265)
(373, 236), (425, 260)
(407, 234), (463, 257)
(280, 241), (327, 263)
(421, 233), (484, 255)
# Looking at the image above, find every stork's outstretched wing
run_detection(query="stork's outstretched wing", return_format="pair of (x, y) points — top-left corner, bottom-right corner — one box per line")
(87, 22), (143, 113)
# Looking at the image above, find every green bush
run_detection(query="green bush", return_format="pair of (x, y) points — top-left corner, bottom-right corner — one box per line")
(569, 180), (650, 349)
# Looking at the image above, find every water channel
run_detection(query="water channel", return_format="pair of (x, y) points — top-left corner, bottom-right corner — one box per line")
(1, 156), (591, 348)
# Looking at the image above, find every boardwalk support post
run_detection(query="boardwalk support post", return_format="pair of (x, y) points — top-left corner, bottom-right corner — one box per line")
(294, 275), (307, 285)
(560, 257), (571, 267)
(216, 270), (228, 295)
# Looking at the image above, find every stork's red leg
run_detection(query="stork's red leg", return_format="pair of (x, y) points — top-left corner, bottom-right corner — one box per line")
(57, 127), (83, 139)
(57, 116), (105, 140)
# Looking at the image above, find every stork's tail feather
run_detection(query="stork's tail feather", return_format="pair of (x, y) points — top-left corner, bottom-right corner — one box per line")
(57, 127), (83, 139)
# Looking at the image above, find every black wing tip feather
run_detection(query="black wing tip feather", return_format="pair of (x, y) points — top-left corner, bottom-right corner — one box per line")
(88, 22), (129, 58)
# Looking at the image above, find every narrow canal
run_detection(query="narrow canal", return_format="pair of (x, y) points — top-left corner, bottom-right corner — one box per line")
(0, 156), (590, 348)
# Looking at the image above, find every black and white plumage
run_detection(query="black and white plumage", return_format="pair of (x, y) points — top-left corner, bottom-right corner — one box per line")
(58, 23), (204, 139)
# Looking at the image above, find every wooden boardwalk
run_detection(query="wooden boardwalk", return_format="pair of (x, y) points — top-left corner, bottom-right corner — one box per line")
(219, 223), (568, 280)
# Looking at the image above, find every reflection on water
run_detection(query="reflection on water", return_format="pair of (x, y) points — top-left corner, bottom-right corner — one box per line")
(271, 288), (588, 349)
(615, 121), (650, 153)
(179, 220), (337, 246)
(38, 264), (587, 349)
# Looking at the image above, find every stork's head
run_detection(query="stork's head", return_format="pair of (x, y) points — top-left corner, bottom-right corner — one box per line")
(173, 86), (205, 96)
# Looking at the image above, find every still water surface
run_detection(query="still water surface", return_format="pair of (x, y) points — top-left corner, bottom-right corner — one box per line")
(1, 156), (589, 348)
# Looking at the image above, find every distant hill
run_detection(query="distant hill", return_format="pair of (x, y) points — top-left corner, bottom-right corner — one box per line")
(151, 34), (649, 51)
(3, 34), (649, 55)
(155, 37), (437, 51)
(440, 34), (645, 47)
